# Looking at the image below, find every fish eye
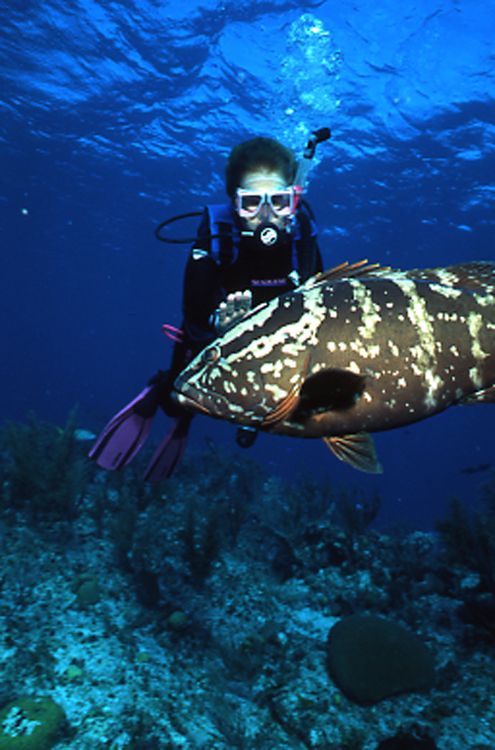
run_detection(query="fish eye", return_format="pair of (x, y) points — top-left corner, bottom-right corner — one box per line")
(202, 346), (220, 365)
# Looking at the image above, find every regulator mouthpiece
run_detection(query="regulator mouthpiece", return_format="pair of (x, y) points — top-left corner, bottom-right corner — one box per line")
(255, 221), (283, 248)
(242, 221), (286, 249)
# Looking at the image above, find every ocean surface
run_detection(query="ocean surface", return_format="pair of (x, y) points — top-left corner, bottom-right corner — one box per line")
(2, 0), (495, 529)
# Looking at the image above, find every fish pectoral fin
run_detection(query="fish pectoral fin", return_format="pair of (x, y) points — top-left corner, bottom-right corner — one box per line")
(261, 390), (299, 426)
(292, 368), (366, 422)
(323, 432), (383, 474)
(458, 385), (495, 405)
(261, 355), (312, 427)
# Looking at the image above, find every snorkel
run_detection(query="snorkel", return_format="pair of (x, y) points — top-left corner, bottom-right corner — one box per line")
(292, 126), (331, 213)
(295, 127), (331, 191)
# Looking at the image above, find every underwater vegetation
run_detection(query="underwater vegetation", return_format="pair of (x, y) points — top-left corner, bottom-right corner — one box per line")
(435, 480), (495, 639)
(0, 412), (494, 748)
(0, 410), (89, 532)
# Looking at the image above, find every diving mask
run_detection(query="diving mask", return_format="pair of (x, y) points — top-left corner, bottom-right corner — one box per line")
(235, 185), (302, 220)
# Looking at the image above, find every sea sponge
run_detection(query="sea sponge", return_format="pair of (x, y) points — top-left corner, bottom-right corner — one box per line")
(326, 615), (435, 705)
(0, 696), (65, 749)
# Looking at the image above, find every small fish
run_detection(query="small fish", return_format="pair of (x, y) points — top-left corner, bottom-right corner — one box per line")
(173, 261), (495, 473)
(74, 428), (97, 441)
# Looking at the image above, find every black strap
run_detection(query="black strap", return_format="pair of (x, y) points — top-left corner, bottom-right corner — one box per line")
(296, 207), (318, 282)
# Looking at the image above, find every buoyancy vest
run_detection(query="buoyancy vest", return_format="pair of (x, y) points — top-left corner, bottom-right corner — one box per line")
(205, 202), (318, 286)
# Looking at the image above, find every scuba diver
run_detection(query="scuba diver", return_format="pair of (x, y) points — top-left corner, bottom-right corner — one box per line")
(90, 130), (330, 481)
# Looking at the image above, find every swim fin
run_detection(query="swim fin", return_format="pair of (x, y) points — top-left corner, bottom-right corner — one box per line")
(143, 413), (193, 482)
(89, 386), (159, 470)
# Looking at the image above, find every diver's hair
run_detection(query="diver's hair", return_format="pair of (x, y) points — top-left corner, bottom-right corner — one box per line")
(225, 137), (297, 197)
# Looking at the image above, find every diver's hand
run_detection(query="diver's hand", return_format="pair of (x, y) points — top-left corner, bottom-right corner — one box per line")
(215, 290), (252, 334)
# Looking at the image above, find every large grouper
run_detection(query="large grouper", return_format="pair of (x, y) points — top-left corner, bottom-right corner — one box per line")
(172, 261), (495, 473)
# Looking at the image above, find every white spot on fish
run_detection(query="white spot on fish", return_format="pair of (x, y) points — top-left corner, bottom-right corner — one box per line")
(473, 292), (495, 308)
(358, 344), (380, 359)
(281, 342), (305, 356)
(394, 277), (442, 407)
(469, 366), (482, 388)
(265, 383), (289, 401)
(430, 283), (463, 299)
(350, 279), (382, 339)
(468, 311), (488, 361)
(261, 362), (275, 374)
(228, 403), (246, 414)
(388, 341), (400, 357)
(411, 363), (422, 377)
(424, 370), (443, 409)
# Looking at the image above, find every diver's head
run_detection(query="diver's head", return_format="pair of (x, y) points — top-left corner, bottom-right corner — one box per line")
(225, 136), (297, 197)
(225, 137), (300, 248)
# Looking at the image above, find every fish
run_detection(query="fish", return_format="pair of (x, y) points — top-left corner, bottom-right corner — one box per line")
(74, 428), (97, 442)
(172, 261), (495, 473)
(460, 463), (491, 475)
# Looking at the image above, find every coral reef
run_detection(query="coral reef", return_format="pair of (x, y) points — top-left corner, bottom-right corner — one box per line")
(0, 696), (65, 749)
(0, 413), (494, 748)
(435, 484), (495, 637)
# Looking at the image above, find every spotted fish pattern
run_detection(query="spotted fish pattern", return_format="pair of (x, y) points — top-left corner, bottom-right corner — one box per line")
(173, 261), (495, 472)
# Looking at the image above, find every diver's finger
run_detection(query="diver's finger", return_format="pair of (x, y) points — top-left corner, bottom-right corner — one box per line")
(217, 301), (227, 325)
(225, 294), (236, 317)
(240, 290), (252, 314)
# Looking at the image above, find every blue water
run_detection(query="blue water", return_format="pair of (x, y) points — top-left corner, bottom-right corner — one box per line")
(1, 0), (494, 529)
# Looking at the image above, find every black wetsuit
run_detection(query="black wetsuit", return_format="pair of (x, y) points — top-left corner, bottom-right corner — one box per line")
(159, 202), (323, 415)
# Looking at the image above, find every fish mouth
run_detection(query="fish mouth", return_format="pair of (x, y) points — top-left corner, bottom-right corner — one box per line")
(173, 385), (243, 421)
(172, 383), (267, 425)
(172, 389), (212, 416)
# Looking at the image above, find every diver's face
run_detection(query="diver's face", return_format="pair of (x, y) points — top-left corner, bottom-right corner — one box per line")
(237, 168), (289, 232)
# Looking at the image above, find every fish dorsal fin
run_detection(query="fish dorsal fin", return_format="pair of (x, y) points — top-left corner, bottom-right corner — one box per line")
(323, 433), (383, 474)
(303, 260), (495, 295)
(406, 261), (495, 294)
(301, 260), (388, 290)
